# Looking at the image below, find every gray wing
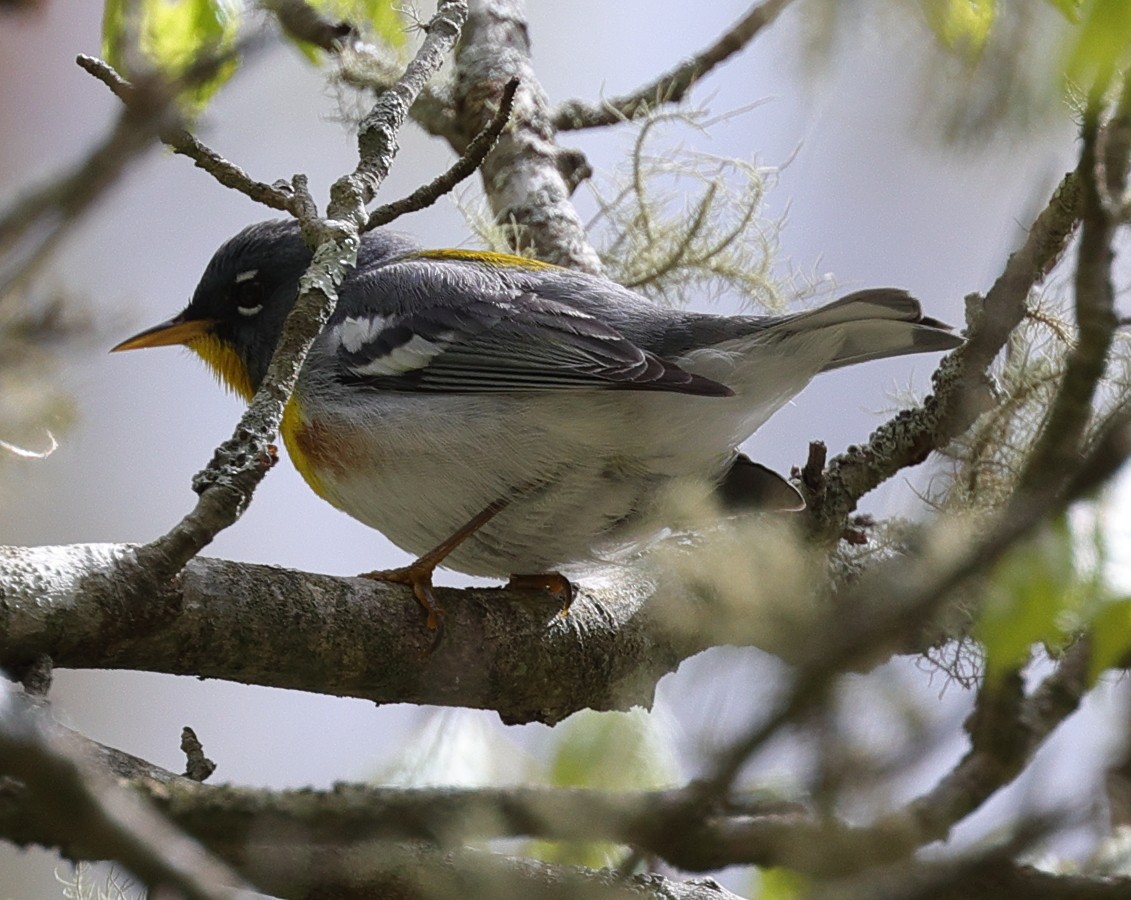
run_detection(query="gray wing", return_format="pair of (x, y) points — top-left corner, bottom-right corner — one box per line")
(330, 262), (732, 397)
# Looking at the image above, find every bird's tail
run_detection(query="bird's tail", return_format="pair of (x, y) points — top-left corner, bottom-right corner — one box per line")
(769, 288), (963, 371)
(670, 288), (963, 444)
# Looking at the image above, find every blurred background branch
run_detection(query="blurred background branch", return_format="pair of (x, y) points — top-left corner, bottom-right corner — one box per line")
(3, 0), (1131, 898)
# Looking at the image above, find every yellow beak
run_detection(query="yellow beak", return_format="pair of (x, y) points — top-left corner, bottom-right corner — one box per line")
(110, 315), (219, 352)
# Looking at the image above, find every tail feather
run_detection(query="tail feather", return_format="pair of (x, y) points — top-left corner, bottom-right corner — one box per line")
(716, 454), (805, 512)
(783, 288), (925, 326)
(773, 288), (962, 372)
(673, 288), (962, 437)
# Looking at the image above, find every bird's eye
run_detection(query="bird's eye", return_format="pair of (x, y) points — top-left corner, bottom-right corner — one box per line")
(232, 270), (265, 318)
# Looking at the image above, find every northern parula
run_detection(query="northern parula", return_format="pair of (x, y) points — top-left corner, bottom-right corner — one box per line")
(113, 220), (962, 628)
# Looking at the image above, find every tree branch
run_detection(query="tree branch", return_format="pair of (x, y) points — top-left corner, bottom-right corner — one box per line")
(451, 0), (602, 271)
(0, 708), (749, 900)
(0, 684), (246, 899)
(1016, 74), (1125, 491)
(802, 165), (1083, 542)
(804, 841), (1131, 900)
(552, 0), (796, 131)
(926, 861), (1131, 900)
(364, 76), (518, 231)
(69, 778), (808, 876)
(801, 79), (1131, 541)
(698, 402), (1131, 810)
(874, 638), (1092, 853)
(241, 848), (749, 900)
(0, 544), (693, 725)
(75, 52), (297, 213)
(0, 641), (1102, 885)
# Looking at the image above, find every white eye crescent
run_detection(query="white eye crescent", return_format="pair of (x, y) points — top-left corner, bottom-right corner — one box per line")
(234, 269), (263, 317)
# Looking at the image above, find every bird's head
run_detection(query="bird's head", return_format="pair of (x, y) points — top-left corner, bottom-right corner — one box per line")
(112, 220), (314, 399)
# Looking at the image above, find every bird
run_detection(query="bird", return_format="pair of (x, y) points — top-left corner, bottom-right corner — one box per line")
(113, 219), (962, 631)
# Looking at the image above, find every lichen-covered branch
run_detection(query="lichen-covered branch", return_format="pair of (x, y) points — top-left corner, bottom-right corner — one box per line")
(1017, 76), (1126, 491)
(336, 0), (468, 220)
(797, 80), (1131, 544)
(450, 0), (603, 271)
(802, 75), (1129, 541)
(0, 544), (691, 725)
(364, 76), (518, 231)
(802, 166), (1083, 543)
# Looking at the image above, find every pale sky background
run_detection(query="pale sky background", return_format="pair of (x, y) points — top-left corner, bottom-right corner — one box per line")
(1, 1), (1124, 897)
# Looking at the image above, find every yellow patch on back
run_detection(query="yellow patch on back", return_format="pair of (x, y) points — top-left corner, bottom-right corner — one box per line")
(187, 335), (256, 402)
(411, 248), (562, 271)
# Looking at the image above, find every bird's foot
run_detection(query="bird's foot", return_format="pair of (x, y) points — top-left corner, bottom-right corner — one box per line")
(360, 498), (510, 642)
(506, 572), (574, 617)
(361, 562), (446, 644)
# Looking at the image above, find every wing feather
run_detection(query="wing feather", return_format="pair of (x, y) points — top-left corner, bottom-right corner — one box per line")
(332, 270), (731, 396)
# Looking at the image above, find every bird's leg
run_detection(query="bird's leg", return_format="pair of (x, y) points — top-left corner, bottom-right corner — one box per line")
(361, 498), (509, 635)
(506, 572), (574, 617)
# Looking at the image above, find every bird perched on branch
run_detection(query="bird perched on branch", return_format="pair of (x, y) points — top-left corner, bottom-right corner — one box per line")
(114, 220), (962, 631)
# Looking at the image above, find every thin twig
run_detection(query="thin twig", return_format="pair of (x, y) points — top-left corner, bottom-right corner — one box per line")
(75, 53), (295, 212)
(364, 76), (518, 231)
(552, 0), (796, 131)
(180, 726), (217, 783)
(344, 0), (468, 216)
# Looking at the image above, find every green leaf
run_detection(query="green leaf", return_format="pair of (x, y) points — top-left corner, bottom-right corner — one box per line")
(757, 867), (810, 900)
(1086, 597), (1131, 685)
(1065, 0), (1131, 84)
(921, 0), (997, 60)
(1046, 0), (1083, 22)
(101, 0), (241, 113)
(975, 517), (1081, 678)
(547, 708), (679, 792)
